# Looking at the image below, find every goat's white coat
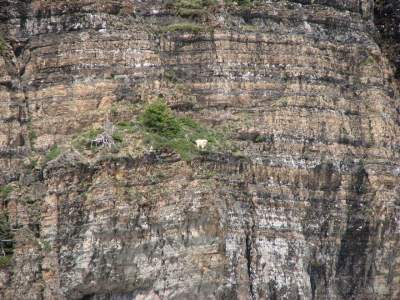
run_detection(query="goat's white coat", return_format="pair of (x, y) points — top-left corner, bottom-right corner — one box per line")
(195, 139), (208, 150)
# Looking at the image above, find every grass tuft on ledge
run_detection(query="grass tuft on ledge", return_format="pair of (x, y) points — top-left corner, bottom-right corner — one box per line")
(45, 145), (61, 162)
(161, 22), (207, 34)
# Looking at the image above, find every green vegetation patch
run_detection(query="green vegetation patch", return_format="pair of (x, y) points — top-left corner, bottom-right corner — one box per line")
(39, 240), (52, 252)
(45, 145), (61, 162)
(167, 0), (216, 17)
(116, 121), (137, 134)
(0, 35), (5, 54)
(112, 131), (124, 143)
(28, 128), (38, 145)
(225, 0), (255, 6)
(0, 212), (14, 265)
(139, 98), (221, 161)
(26, 158), (38, 170)
(72, 128), (103, 151)
(140, 100), (181, 138)
(0, 255), (12, 269)
(0, 186), (12, 200)
(173, 0), (207, 9)
(162, 22), (207, 34)
(0, 212), (11, 240)
(73, 122), (133, 154)
(361, 55), (375, 66)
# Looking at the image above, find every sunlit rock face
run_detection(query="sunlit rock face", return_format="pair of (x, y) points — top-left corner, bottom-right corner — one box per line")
(0, 1), (399, 299)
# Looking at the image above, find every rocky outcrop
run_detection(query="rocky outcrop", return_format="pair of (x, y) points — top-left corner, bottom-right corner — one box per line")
(0, 1), (399, 299)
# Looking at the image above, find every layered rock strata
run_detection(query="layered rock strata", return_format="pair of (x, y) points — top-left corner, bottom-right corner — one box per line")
(0, 0), (399, 299)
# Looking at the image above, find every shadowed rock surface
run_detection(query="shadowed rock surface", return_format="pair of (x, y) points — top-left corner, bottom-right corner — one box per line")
(0, 0), (399, 299)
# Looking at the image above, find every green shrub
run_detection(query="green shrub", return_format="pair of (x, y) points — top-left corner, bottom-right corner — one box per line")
(0, 212), (13, 262)
(254, 135), (266, 143)
(27, 158), (38, 169)
(45, 145), (61, 162)
(39, 240), (52, 252)
(164, 69), (179, 83)
(139, 99), (181, 138)
(110, 105), (118, 116)
(28, 129), (37, 145)
(0, 213), (10, 239)
(0, 186), (12, 200)
(0, 255), (12, 269)
(0, 36), (5, 54)
(112, 131), (124, 143)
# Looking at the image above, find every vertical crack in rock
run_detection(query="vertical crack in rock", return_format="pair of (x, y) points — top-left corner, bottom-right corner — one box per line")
(245, 187), (257, 300)
(336, 162), (372, 298)
(245, 229), (255, 300)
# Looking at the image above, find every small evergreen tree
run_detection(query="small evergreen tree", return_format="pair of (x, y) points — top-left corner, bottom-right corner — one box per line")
(140, 99), (181, 138)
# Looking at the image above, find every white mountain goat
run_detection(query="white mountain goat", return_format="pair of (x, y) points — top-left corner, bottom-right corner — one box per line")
(195, 139), (208, 150)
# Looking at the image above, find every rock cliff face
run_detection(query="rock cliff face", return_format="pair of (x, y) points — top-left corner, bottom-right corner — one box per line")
(0, 0), (399, 299)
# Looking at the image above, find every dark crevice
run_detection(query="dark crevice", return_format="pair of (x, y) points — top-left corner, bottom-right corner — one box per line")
(374, 0), (400, 89)
(245, 223), (256, 300)
(245, 232), (254, 300)
(335, 162), (372, 298)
